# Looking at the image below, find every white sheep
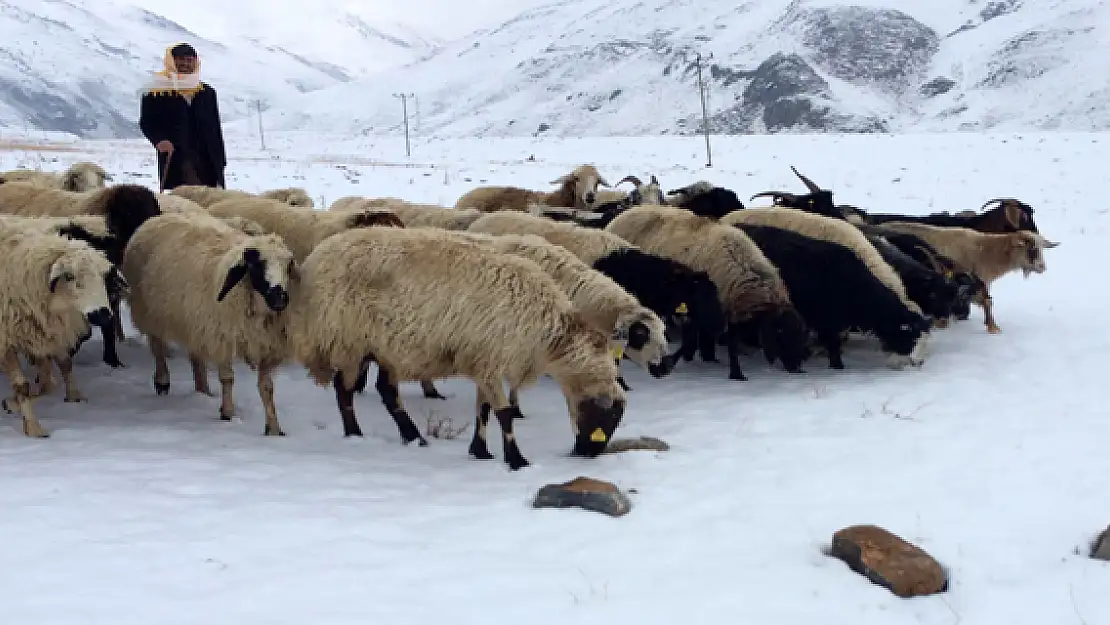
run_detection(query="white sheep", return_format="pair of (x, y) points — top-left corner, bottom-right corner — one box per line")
(288, 225), (628, 470)
(454, 164), (610, 212)
(412, 230), (672, 408)
(121, 211), (297, 436)
(170, 184), (314, 208)
(332, 196), (483, 231)
(207, 196), (403, 261)
(1, 161), (111, 192)
(0, 227), (115, 437)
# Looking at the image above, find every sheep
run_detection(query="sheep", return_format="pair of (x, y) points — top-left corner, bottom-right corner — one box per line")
(718, 207), (931, 367)
(0, 181), (162, 344)
(289, 226), (628, 470)
(665, 181), (746, 219)
(170, 184), (315, 209)
(538, 174), (667, 228)
(859, 230), (960, 325)
(748, 165), (841, 220)
(879, 232), (983, 322)
(605, 205), (811, 379)
(865, 222), (1048, 334)
(0, 213), (128, 368)
(332, 196), (483, 231)
(454, 164), (610, 212)
(155, 193), (268, 234)
(467, 210), (726, 354)
(409, 230), (673, 405)
(853, 197), (1053, 238)
(733, 223), (934, 369)
(206, 196), (402, 261)
(121, 211), (297, 435)
(0, 228), (115, 437)
(1, 161), (112, 192)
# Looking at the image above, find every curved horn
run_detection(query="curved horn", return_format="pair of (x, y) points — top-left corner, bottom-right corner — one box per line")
(617, 175), (643, 187)
(649, 174), (659, 185)
(978, 197), (1013, 211)
(749, 191), (798, 204)
(790, 165), (821, 193)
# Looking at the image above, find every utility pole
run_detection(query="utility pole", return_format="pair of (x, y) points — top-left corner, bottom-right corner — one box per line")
(393, 92), (413, 158)
(695, 54), (712, 168)
(255, 99), (266, 150)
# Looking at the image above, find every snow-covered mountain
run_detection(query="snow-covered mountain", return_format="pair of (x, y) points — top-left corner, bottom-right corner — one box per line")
(0, 0), (440, 138)
(250, 0), (1110, 138)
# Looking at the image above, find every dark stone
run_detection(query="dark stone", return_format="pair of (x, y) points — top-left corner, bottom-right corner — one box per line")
(532, 477), (632, 517)
(1091, 526), (1110, 560)
(603, 435), (670, 453)
(920, 77), (956, 98)
(829, 525), (948, 598)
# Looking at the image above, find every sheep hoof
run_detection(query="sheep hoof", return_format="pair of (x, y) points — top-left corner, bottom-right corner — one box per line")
(987, 325), (1002, 334)
(506, 455), (530, 471)
(728, 371), (747, 381)
(154, 380), (170, 395)
(263, 425), (286, 436)
(469, 441), (495, 460)
(104, 357), (125, 368)
(423, 389), (448, 400)
(829, 361), (845, 370)
(1, 398), (13, 414)
(64, 393), (87, 403)
(23, 419), (49, 438)
(617, 377), (632, 392)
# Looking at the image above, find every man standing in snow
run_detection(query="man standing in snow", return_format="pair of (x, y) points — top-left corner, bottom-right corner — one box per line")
(139, 42), (227, 191)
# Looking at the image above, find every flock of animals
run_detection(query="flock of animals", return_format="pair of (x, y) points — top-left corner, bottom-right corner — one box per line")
(0, 159), (1057, 470)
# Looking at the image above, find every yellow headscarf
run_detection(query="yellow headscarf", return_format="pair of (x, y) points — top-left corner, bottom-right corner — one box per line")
(143, 43), (205, 98)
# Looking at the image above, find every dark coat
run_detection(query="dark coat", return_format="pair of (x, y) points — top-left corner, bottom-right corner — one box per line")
(139, 83), (227, 190)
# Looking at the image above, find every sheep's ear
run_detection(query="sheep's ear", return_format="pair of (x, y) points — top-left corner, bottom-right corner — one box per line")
(217, 264), (248, 301)
(1004, 204), (1022, 228)
(597, 176), (610, 187)
(650, 175), (659, 184)
(48, 261), (75, 293)
(550, 173), (575, 185)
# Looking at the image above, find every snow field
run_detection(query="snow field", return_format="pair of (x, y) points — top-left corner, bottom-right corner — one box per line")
(0, 130), (1105, 625)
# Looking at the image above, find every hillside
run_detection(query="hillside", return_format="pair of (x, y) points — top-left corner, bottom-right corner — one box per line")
(0, 0), (440, 138)
(247, 0), (1110, 138)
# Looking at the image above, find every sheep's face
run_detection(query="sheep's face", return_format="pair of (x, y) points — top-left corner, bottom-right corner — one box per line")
(552, 166), (608, 209)
(63, 163), (110, 192)
(1015, 233), (1047, 277)
(758, 308), (811, 373)
(48, 252), (113, 327)
(924, 274), (958, 320)
(285, 190), (314, 208)
(802, 190), (837, 218)
(572, 393), (626, 457)
(216, 241), (296, 313)
(638, 178), (665, 205)
(878, 311), (930, 357)
(614, 312), (673, 378)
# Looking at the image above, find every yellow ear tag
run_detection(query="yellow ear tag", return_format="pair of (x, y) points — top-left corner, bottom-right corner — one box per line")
(945, 271), (953, 279)
(675, 302), (688, 314)
(610, 346), (624, 359)
(590, 428), (607, 443)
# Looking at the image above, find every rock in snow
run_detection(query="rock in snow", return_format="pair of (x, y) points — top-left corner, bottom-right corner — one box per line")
(829, 524), (948, 598)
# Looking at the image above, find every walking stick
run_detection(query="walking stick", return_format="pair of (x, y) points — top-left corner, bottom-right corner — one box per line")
(158, 150), (173, 193)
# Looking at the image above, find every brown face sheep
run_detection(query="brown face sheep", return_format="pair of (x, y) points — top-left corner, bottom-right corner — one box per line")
(867, 222), (1048, 333)
(454, 164), (610, 213)
(289, 226), (628, 470)
(0, 229), (115, 437)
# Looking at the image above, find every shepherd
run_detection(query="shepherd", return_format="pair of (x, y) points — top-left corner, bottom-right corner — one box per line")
(139, 42), (227, 192)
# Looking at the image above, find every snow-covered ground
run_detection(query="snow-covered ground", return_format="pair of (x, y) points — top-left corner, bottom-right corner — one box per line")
(0, 130), (1106, 624)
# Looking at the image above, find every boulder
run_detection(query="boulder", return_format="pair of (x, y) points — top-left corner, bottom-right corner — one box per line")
(603, 435), (670, 454)
(532, 477), (632, 517)
(1091, 526), (1110, 560)
(829, 524), (948, 598)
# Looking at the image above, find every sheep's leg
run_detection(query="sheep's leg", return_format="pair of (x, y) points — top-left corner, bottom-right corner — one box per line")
(420, 379), (448, 400)
(725, 324), (747, 381)
(31, 356), (56, 397)
(677, 321), (698, 362)
(112, 299), (126, 342)
(189, 356), (214, 396)
(697, 327), (720, 363)
(374, 366), (428, 446)
(467, 387), (495, 460)
(217, 363), (236, 420)
(1, 348), (47, 438)
(55, 356), (87, 403)
(333, 363), (365, 437)
(98, 318), (123, 368)
(256, 363), (284, 436)
(816, 327), (845, 369)
(981, 288), (1000, 334)
(350, 362), (369, 394)
(149, 336), (171, 395)
(477, 381), (528, 470)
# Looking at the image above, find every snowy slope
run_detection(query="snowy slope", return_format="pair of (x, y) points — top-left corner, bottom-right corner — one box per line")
(251, 0), (1110, 138)
(0, 0), (439, 138)
(0, 130), (1106, 624)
